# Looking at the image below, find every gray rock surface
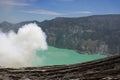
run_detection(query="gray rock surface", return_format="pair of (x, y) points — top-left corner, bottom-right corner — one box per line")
(0, 14), (120, 55)
(0, 55), (120, 80)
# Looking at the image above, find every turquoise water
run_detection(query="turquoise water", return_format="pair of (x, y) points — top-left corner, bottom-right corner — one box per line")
(34, 46), (106, 66)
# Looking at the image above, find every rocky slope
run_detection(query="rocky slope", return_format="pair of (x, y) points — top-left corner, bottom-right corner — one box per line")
(0, 14), (120, 55)
(0, 55), (120, 80)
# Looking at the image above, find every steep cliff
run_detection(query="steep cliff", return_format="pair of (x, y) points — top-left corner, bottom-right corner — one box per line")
(0, 14), (120, 55)
(39, 15), (120, 55)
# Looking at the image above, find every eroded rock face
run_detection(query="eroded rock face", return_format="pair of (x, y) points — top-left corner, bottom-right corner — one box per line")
(0, 55), (120, 80)
(1, 15), (120, 55)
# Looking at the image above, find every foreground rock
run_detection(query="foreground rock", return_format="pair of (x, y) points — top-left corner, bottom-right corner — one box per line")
(0, 55), (120, 80)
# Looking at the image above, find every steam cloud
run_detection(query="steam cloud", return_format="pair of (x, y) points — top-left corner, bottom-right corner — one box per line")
(0, 23), (48, 68)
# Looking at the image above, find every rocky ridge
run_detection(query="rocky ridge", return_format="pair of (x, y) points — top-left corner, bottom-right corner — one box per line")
(0, 55), (120, 80)
(0, 14), (120, 55)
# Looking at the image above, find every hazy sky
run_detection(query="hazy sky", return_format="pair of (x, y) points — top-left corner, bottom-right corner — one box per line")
(0, 0), (120, 23)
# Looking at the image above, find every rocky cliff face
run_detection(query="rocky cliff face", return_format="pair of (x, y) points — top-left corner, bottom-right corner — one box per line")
(0, 55), (120, 80)
(0, 14), (120, 55)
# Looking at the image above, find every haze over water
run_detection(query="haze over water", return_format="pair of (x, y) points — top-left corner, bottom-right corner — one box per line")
(34, 46), (106, 66)
(0, 23), (106, 67)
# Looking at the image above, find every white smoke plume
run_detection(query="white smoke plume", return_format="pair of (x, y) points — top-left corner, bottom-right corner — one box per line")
(0, 23), (48, 68)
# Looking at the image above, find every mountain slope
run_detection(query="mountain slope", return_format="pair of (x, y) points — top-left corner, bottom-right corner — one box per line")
(0, 21), (14, 32)
(39, 15), (120, 55)
(0, 14), (120, 55)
